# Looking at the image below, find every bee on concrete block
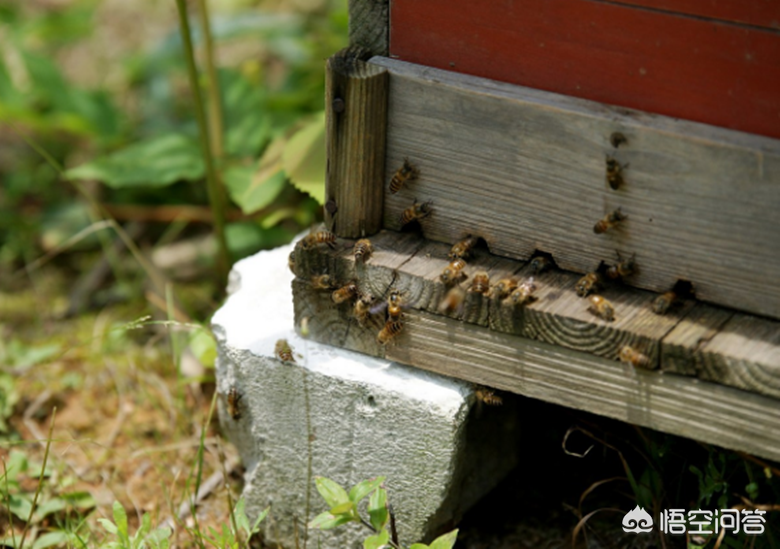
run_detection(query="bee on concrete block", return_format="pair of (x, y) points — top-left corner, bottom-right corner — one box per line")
(288, 250), (297, 275)
(226, 387), (242, 420)
(593, 208), (627, 234)
(275, 339), (296, 363)
(588, 295), (616, 321)
(389, 158), (419, 194)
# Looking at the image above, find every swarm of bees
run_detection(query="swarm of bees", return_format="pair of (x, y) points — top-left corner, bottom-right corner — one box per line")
(226, 387), (242, 420)
(593, 208), (627, 234)
(389, 158), (419, 194)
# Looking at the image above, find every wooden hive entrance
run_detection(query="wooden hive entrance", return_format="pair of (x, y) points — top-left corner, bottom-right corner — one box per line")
(292, 46), (780, 463)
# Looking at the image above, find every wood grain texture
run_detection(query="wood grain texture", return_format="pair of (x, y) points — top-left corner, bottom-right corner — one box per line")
(325, 46), (388, 238)
(348, 0), (388, 56)
(384, 310), (780, 463)
(371, 56), (780, 320)
(611, 0), (780, 29)
(662, 304), (734, 377)
(389, 0), (780, 138)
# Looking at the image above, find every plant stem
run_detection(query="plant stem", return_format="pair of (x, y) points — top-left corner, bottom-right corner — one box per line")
(196, 0), (224, 162)
(175, 0), (230, 292)
(19, 407), (57, 549)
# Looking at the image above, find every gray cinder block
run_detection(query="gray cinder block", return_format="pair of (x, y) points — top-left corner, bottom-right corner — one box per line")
(212, 240), (521, 547)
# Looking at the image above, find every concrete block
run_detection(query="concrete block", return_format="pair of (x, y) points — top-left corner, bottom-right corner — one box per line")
(212, 240), (521, 548)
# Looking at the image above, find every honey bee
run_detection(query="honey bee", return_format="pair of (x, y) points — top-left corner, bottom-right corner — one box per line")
(387, 289), (406, 319)
(389, 158), (419, 194)
(354, 293), (375, 326)
(440, 258), (467, 286)
(449, 237), (478, 260)
(301, 230), (337, 249)
(575, 272), (602, 297)
(353, 239), (374, 263)
(468, 271), (490, 294)
(438, 286), (466, 315)
(226, 387), (242, 420)
(288, 250), (296, 275)
(474, 386), (503, 406)
(399, 199), (433, 227)
(505, 277), (537, 306)
(489, 278), (518, 299)
(587, 294), (616, 321)
(275, 339), (296, 363)
(332, 282), (359, 304)
(652, 291), (678, 315)
(606, 252), (637, 280)
(606, 157), (628, 190)
(377, 319), (403, 345)
(530, 256), (552, 274)
(593, 208), (627, 234)
(619, 345), (651, 369)
(310, 274), (336, 290)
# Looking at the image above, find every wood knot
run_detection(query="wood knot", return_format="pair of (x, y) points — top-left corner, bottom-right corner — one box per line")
(332, 97), (345, 113)
(325, 199), (338, 215)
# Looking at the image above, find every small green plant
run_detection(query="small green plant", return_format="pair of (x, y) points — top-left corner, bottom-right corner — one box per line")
(202, 498), (268, 549)
(309, 476), (458, 549)
(97, 502), (171, 549)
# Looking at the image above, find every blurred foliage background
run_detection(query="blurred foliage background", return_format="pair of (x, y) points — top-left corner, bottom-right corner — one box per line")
(0, 0), (345, 306)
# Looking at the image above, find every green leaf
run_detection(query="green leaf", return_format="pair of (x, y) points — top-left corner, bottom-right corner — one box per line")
(315, 477), (350, 508)
(282, 112), (325, 205)
(188, 328), (217, 369)
(98, 518), (118, 535)
(33, 497), (67, 522)
(308, 511), (354, 531)
(349, 476), (385, 504)
(223, 162), (286, 215)
(409, 544), (429, 549)
(220, 68), (271, 158)
(32, 531), (71, 549)
(8, 493), (32, 522)
(368, 487), (388, 532)
(112, 501), (129, 540)
(363, 529), (389, 549)
(429, 529), (459, 549)
(250, 506), (269, 534)
(329, 501), (354, 515)
(65, 134), (204, 189)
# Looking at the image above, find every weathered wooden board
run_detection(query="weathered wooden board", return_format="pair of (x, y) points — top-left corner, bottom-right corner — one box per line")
(389, 0), (780, 139)
(292, 281), (780, 462)
(348, 0), (388, 56)
(292, 229), (780, 399)
(371, 57), (780, 320)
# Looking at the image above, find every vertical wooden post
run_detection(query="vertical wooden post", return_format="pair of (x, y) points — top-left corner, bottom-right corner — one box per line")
(349, 0), (389, 56)
(325, 46), (388, 238)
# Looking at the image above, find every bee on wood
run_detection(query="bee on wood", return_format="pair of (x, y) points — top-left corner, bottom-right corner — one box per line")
(652, 291), (678, 315)
(353, 239), (374, 263)
(288, 250), (297, 275)
(332, 282), (359, 304)
(587, 294), (616, 321)
(489, 278), (518, 299)
(575, 272), (602, 297)
(530, 256), (552, 275)
(387, 289), (407, 320)
(468, 271), (490, 294)
(377, 319), (404, 345)
(619, 345), (651, 369)
(606, 252), (637, 280)
(226, 387), (242, 420)
(438, 286), (466, 315)
(606, 157), (628, 190)
(505, 277), (537, 307)
(301, 229), (337, 249)
(475, 386), (503, 406)
(449, 237), (478, 261)
(310, 274), (336, 290)
(593, 208), (627, 234)
(399, 199), (433, 227)
(440, 258), (468, 286)
(389, 158), (419, 194)
(275, 339), (296, 363)
(354, 293), (375, 326)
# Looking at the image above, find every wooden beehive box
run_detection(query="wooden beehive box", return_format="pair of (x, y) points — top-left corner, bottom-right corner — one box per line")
(292, 1), (780, 462)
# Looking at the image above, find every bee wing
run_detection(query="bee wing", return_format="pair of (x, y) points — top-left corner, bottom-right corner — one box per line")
(369, 300), (389, 315)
